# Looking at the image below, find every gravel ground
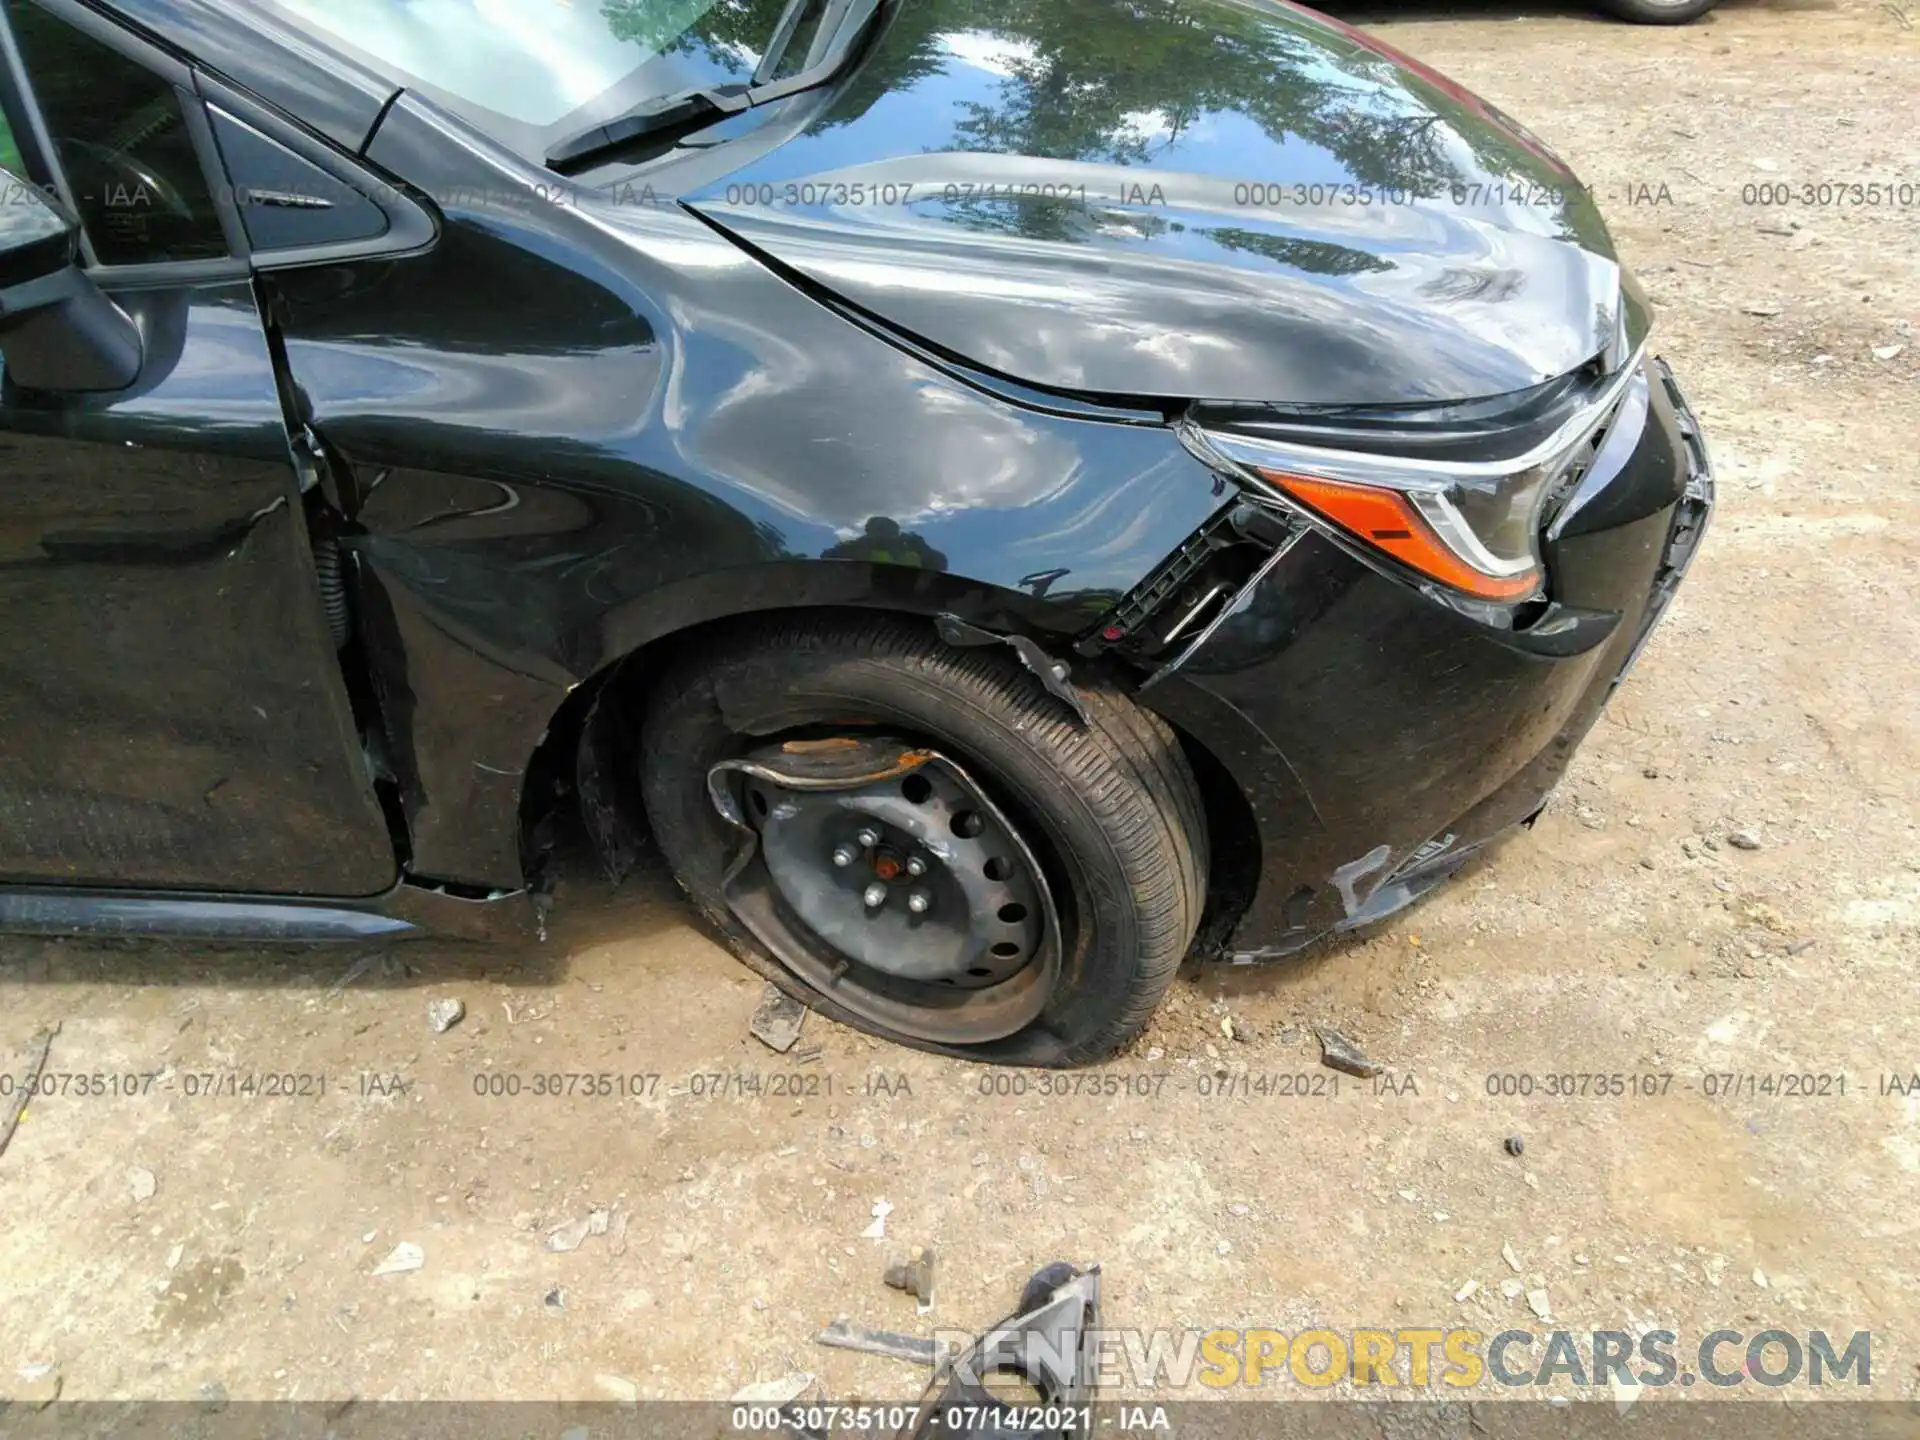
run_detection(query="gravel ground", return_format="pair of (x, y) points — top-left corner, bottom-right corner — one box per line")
(1, 0), (1916, 1417)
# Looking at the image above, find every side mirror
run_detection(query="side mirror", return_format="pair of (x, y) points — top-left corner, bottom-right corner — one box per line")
(0, 183), (142, 392)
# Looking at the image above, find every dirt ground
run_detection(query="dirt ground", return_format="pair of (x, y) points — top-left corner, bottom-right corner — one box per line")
(2, 0), (1917, 1418)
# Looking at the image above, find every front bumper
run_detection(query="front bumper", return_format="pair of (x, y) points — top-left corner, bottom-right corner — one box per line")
(1142, 356), (1714, 961)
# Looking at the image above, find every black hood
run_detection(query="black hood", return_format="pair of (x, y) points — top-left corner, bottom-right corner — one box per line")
(682, 0), (1637, 407)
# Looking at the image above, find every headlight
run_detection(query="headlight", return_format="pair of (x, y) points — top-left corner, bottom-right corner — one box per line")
(1183, 349), (1644, 604)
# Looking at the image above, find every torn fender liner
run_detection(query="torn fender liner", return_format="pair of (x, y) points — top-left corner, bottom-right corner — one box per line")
(575, 681), (649, 884)
(934, 615), (1089, 726)
(896, 1263), (1100, 1440)
(1329, 843), (1394, 918)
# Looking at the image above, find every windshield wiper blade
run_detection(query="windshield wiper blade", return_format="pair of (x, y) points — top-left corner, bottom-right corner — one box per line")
(544, 0), (881, 172)
(546, 83), (752, 169)
(753, 0), (824, 86)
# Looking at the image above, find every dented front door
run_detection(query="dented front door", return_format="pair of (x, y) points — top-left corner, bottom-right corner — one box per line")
(0, 0), (395, 896)
(0, 279), (398, 896)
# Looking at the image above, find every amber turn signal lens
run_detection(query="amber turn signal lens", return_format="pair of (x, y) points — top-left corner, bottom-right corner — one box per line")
(1258, 470), (1540, 602)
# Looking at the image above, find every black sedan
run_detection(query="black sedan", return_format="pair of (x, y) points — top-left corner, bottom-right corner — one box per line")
(0, 0), (1710, 1064)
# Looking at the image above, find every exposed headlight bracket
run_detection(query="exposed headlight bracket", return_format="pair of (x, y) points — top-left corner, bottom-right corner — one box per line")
(1076, 498), (1300, 662)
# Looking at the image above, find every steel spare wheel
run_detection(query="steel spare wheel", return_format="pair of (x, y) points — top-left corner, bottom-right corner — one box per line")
(707, 737), (1063, 1044)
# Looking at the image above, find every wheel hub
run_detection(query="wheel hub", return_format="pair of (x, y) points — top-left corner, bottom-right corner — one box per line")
(724, 740), (1042, 986)
(705, 737), (1062, 1043)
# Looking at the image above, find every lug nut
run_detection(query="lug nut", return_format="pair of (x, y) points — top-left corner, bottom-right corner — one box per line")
(862, 882), (888, 909)
(905, 856), (927, 877)
(855, 827), (881, 849)
(832, 843), (860, 868)
(906, 889), (931, 915)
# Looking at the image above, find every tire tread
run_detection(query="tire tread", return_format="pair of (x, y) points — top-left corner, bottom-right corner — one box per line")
(641, 613), (1207, 1065)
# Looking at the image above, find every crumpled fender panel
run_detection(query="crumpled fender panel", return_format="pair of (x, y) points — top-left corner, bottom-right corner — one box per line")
(279, 94), (1235, 890)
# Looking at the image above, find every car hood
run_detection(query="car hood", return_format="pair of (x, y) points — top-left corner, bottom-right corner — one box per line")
(680, 0), (1636, 408)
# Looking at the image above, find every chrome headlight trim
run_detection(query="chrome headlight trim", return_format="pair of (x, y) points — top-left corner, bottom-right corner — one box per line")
(1181, 344), (1647, 489)
(1176, 345), (1648, 599)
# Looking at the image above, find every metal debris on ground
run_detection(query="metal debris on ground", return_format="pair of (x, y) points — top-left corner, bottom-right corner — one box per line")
(749, 984), (807, 1053)
(800, 1266), (1104, 1439)
(813, 1319), (939, 1366)
(427, 997), (466, 1033)
(371, 1241), (425, 1276)
(883, 1246), (936, 1309)
(1503, 1136), (1526, 1157)
(1314, 1025), (1383, 1079)
(895, 1263), (1101, 1440)
(547, 1209), (610, 1253)
(730, 1372), (814, 1404)
(0, 1022), (59, 1160)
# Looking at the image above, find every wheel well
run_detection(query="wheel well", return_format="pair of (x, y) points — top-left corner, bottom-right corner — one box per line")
(517, 610), (836, 885)
(1172, 727), (1262, 958)
(513, 615), (722, 885)
(515, 607), (1263, 952)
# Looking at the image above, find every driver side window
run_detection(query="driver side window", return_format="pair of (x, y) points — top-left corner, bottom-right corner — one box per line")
(5, 0), (226, 266)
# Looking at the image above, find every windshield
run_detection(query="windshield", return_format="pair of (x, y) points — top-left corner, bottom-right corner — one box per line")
(260, 0), (801, 151)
